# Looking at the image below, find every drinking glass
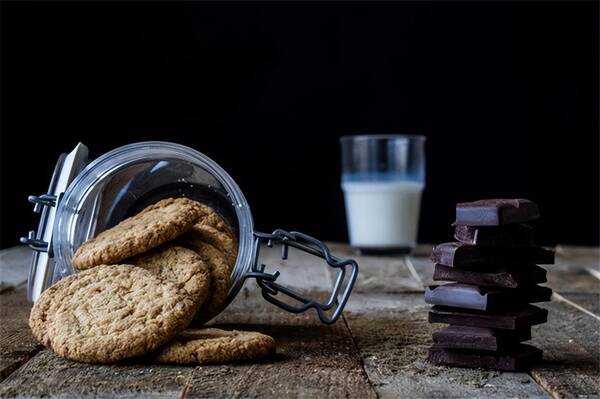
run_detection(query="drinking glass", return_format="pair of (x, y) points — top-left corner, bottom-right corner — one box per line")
(340, 135), (426, 253)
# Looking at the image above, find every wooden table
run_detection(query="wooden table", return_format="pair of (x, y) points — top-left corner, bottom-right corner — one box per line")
(0, 244), (598, 398)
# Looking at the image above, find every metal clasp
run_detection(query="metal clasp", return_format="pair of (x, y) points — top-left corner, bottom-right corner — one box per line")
(28, 194), (58, 212)
(20, 230), (51, 253)
(20, 193), (60, 254)
(245, 229), (358, 325)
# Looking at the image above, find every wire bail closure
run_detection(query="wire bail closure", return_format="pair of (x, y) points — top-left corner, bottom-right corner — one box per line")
(245, 229), (359, 324)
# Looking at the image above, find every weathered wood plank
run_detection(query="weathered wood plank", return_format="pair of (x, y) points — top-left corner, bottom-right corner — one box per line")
(406, 243), (436, 289)
(326, 243), (423, 293)
(0, 287), (41, 381)
(555, 245), (600, 270)
(185, 287), (377, 398)
(546, 246), (600, 317)
(0, 288), (192, 398)
(258, 243), (333, 293)
(405, 255), (435, 289)
(1, 243), (597, 398)
(556, 292), (600, 315)
(0, 246), (31, 291)
(344, 292), (549, 398)
(545, 270), (600, 318)
(530, 296), (600, 398)
(0, 349), (193, 398)
(0, 285), (376, 398)
(546, 266), (600, 295)
(547, 249), (600, 294)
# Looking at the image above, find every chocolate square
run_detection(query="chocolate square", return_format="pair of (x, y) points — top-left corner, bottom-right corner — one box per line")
(429, 304), (548, 330)
(427, 343), (542, 371)
(432, 325), (531, 351)
(425, 283), (552, 311)
(431, 242), (555, 268)
(454, 224), (534, 246)
(433, 264), (547, 288)
(455, 199), (540, 226)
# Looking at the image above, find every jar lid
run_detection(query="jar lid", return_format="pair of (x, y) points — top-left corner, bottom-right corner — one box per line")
(22, 143), (89, 302)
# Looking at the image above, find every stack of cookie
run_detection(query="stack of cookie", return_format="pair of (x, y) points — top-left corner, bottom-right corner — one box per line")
(29, 197), (275, 364)
(425, 199), (555, 371)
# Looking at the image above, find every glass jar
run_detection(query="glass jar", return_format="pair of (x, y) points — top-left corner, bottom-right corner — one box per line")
(22, 141), (358, 324)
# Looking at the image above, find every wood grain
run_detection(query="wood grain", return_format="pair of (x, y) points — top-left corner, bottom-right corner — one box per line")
(406, 255), (435, 289)
(4, 287), (192, 398)
(0, 246), (31, 292)
(529, 297), (600, 398)
(326, 243), (423, 293)
(547, 253), (600, 294)
(547, 246), (600, 317)
(0, 286), (376, 398)
(186, 288), (377, 398)
(344, 292), (550, 398)
(555, 245), (600, 270)
(0, 349), (193, 398)
(0, 287), (41, 382)
(0, 243), (598, 398)
(258, 243), (334, 293)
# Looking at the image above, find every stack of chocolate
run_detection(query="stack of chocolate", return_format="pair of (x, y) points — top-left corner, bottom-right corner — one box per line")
(425, 199), (555, 371)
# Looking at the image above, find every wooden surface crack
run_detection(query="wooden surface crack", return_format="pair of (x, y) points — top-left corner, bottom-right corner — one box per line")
(341, 313), (379, 399)
(0, 345), (43, 383)
(178, 368), (194, 399)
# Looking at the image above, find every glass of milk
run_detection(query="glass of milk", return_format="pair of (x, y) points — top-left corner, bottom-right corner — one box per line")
(341, 135), (426, 254)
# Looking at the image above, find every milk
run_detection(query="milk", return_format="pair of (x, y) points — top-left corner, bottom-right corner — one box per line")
(342, 180), (424, 249)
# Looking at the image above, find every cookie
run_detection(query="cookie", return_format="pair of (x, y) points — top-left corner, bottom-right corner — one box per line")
(154, 328), (275, 365)
(29, 264), (197, 363)
(72, 197), (202, 270)
(190, 203), (238, 266)
(188, 224), (238, 266)
(129, 245), (211, 308)
(195, 203), (235, 235)
(183, 238), (232, 322)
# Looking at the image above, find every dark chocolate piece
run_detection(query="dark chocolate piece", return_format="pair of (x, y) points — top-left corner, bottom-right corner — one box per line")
(427, 343), (542, 371)
(425, 284), (552, 311)
(432, 326), (531, 351)
(454, 224), (534, 246)
(433, 264), (547, 288)
(429, 304), (548, 330)
(431, 242), (555, 268)
(454, 199), (540, 226)
(425, 283), (552, 311)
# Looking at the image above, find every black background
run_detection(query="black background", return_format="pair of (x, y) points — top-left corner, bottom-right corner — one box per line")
(1, 2), (598, 249)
